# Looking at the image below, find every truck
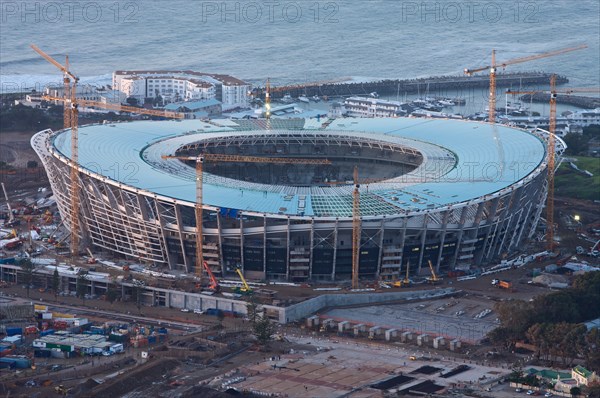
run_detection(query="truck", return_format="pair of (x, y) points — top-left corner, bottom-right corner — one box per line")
(492, 279), (512, 289)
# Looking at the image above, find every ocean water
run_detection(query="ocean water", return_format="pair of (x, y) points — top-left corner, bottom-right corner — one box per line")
(1, 0), (599, 96)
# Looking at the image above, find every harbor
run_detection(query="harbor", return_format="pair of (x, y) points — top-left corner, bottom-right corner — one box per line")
(255, 72), (569, 100)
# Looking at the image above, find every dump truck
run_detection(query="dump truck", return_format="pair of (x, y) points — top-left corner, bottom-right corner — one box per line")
(492, 279), (512, 289)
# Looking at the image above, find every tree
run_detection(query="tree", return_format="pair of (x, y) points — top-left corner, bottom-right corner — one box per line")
(532, 291), (581, 323)
(17, 258), (35, 298)
(587, 382), (600, 398)
(584, 328), (600, 372)
(570, 386), (581, 397)
(246, 299), (259, 324)
(253, 313), (276, 346)
(52, 266), (60, 299)
(105, 283), (119, 304)
(76, 271), (88, 305)
(563, 133), (588, 155)
(131, 281), (143, 312)
(125, 97), (139, 106)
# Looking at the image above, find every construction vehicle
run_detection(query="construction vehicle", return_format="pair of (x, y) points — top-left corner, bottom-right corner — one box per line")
(1, 182), (16, 226)
(233, 266), (252, 294)
(492, 279), (512, 289)
(54, 384), (69, 395)
(161, 154), (330, 287)
(393, 260), (412, 287)
(43, 210), (54, 224)
(31, 44), (184, 258)
(426, 260), (442, 284)
(201, 260), (219, 292)
(86, 248), (97, 264)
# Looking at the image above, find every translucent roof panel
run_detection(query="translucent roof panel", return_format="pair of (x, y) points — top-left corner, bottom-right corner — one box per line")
(51, 117), (546, 217)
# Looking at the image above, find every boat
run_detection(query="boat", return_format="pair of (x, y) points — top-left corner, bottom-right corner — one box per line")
(311, 95), (321, 102)
(369, 92), (379, 98)
(437, 99), (455, 107)
(280, 94), (294, 104)
(298, 96), (310, 104)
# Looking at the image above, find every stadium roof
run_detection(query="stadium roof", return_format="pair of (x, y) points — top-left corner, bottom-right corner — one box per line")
(51, 117), (547, 218)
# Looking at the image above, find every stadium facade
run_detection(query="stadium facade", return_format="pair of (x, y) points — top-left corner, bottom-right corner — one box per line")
(32, 117), (563, 282)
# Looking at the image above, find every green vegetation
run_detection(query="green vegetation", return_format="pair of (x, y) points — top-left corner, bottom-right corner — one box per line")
(0, 103), (62, 132)
(76, 270), (89, 305)
(563, 125), (600, 156)
(252, 314), (276, 346)
(555, 156), (600, 201)
(0, 101), (134, 134)
(508, 366), (540, 387)
(488, 272), (600, 370)
(52, 267), (60, 299)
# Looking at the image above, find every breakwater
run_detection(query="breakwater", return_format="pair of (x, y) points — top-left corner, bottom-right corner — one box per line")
(521, 93), (600, 109)
(260, 72), (568, 99)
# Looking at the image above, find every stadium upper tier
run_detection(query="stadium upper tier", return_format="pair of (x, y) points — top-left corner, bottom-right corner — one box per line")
(50, 117), (547, 218)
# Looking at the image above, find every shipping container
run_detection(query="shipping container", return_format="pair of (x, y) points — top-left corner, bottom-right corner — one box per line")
(0, 359), (16, 369)
(5, 327), (22, 337)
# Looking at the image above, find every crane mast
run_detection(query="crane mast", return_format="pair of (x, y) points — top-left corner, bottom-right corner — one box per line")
(465, 44), (587, 124)
(547, 74), (557, 251)
(31, 44), (184, 258)
(351, 166), (361, 290)
(505, 79), (598, 250)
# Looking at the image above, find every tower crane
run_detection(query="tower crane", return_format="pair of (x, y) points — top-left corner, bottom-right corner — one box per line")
(161, 153), (331, 286)
(31, 44), (80, 257)
(31, 44), (184, 257)
(265, 78), (271, 120)
(505, 78), (599, 250)
(351, 166), (360, 290)
(464, 44), (587, 124)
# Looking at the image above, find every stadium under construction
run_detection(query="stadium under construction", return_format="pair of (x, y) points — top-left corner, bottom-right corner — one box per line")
(31, 117), (561, 282)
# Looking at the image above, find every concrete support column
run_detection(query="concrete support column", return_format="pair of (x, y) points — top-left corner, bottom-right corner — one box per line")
(385, 329), (397, 341)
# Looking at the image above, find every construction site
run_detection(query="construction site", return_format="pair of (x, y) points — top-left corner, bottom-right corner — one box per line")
(1, 44), (599, 397)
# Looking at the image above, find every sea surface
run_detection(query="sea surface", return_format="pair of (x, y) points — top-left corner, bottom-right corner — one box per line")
(1, 0), (599, 100)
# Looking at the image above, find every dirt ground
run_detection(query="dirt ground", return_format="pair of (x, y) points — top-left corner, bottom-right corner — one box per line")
(0, 131), (40, 168)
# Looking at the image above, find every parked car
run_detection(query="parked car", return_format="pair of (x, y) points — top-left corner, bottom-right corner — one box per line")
(180, 308), (190, 313)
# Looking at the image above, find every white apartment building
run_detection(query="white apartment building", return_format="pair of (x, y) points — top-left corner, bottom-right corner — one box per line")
(344, 97), (404, 118)
(565, 108), (600, 127)
(112, 70), (251, 110)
